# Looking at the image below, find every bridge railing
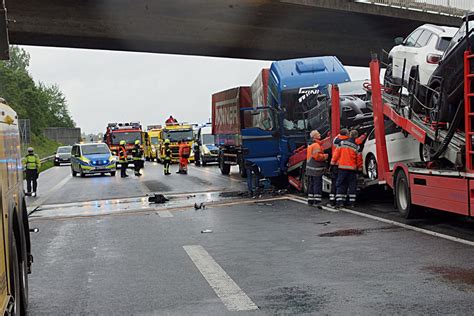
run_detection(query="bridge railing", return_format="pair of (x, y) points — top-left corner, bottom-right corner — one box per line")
(355, 0), (472, 17)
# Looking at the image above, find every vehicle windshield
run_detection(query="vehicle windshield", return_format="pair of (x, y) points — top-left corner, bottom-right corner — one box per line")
(443, 22), (474, 58)
(163, 130), (193, 142)
(202, 134), (215, 145)
(242, 108), (274, 131)
(281, 88), (323, 132)
(150, 137), (159, 145)
(111, 131), (141, 144)
(57, 146), (72, 154)
(81, 144), (110, 155)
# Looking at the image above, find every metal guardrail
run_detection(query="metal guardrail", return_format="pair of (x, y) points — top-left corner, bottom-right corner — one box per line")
(40, 155), (55, 163)
(355, 0), (472, 17)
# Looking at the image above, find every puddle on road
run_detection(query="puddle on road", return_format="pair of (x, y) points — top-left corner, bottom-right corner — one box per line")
(262, 286), (329, 314)
(424, 266), (474, 290)
(318, 226), (401, 237)
(29, 190), (245, 220)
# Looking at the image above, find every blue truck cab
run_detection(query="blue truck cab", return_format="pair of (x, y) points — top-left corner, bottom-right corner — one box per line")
(242, 56), (350, 182)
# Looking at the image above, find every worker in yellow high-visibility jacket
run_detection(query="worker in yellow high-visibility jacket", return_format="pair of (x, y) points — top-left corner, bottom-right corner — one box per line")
(22, 147), (41, 196)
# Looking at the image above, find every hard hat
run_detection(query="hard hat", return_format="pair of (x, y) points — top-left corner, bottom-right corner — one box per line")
(27, 147), (34, 152)
(120, 140), (126, 145)
(164, 139), (170, 144)
(135, 140), (140, 145)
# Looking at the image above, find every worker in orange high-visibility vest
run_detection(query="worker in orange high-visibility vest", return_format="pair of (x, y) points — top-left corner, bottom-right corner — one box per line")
(177, 139), (191, 174)
(306, 130), (328, 206)
(331, 129), (363, 207)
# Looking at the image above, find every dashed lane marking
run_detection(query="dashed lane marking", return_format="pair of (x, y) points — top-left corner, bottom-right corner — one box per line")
(183, 245), (258, 312)
(156, 210), (173, 217)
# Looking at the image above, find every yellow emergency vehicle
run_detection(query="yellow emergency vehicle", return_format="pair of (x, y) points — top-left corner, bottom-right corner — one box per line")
(157, 123), (194, 163)
(0, 97), (32, 314)
(143, 127), (161, 162)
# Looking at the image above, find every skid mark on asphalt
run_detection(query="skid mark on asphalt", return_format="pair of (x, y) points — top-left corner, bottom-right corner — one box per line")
(183, 245), (258, 312)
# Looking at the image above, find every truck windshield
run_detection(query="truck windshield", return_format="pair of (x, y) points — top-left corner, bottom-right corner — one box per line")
(150, 137), (159, 145)
(164, 130), (193, 142)
(111, 131), (141, 144)
(81, 144), (110, 155)
(281, 89), (321, 132)
(202, 134), (215, 145)
(242, 108), (274, 131)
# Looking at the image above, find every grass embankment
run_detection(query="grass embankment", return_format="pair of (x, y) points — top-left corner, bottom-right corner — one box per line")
(21, 135), (62, 173)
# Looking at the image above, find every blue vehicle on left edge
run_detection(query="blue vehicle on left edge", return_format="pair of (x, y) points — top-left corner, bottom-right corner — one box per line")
(71, 143), (117, 177)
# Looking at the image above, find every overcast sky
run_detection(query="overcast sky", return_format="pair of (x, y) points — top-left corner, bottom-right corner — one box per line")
(21, 46), (369, 134)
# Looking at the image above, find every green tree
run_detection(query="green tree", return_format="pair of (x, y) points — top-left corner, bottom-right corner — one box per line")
(0, 46), (75, 136)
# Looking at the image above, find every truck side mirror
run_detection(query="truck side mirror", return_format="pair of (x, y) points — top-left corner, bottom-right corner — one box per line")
(394, 37), (404, 45)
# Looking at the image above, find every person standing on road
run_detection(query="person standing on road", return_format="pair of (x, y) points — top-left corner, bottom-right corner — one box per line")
(331, 129), (362, 208)
(132, 140), (144, 177)
(329, 128), (349, 206)
(193, 140), (201, 167)
(177, 139), (191, 174)
(306, 130), (328, 206)
(118, 140), (128, 178)
(22, 147), (41, 197)
(163, 139), (172, 175)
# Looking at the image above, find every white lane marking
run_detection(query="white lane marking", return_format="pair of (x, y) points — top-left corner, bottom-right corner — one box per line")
(31, 175), (72, 208)
(339, 207), (474, 247)
(183, 245), (258, 311)
(286, 195), (339, 212)
(156, 210), (173, 217)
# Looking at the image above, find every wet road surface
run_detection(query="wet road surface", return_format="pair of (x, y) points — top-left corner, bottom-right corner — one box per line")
(25, 163), (474, 315)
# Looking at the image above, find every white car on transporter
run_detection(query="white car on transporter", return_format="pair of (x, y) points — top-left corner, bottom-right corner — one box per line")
(362, 120), (422, 181)
(385, 24), (457, 93)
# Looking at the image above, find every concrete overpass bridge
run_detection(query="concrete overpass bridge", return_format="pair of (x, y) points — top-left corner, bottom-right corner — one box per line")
(2, 0), (465, 66)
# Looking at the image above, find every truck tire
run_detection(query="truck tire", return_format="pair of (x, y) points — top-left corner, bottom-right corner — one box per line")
(395, 170), (420, 219)
(219, 157), (230, 175)
(239, 162), (247, 178)
(10, 234), (22, 316)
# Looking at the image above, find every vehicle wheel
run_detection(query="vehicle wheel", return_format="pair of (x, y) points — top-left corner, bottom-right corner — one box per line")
(239, 162), (247, 178)
(219, 156), (230, 175)
(384, 63), (400, 94)
(71, 168), (77, 177)
(408, 68), (422, 113)
(54, 162), (59, 166)
(10, 235), (22, 316)
(419, 143), (431, 162)
(19, 233), (28, 313)
(428, 85), (450, 123)
(395, 170), (420, 219)
(80, 168), (85, 178)
(202, 161), (207, 167)
(366, 155), (378, 181)
(110, 171), (116, 176)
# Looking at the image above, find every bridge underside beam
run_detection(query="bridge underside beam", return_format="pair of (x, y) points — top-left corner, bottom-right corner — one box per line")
(6, 0), (461, 66)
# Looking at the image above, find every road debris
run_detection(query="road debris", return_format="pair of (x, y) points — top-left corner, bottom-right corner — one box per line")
(194, 202), (206, 210)
(148, 194), (169, 204)
(201, 229), (213, 233)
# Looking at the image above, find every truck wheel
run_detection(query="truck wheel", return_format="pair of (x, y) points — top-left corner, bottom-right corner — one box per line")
(395, 170), (420, 219)
(10, 234), (22, 316)
(239, 163), (247, 178)
(219, 157), (230, 175)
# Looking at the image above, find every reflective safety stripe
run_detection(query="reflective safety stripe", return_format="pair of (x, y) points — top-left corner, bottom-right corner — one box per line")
(306, 166), (325, 171)
(336, 194), (346, 201)
(329, 194), (335, 201)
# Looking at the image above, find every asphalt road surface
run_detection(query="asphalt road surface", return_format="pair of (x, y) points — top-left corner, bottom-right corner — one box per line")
(25, 162), (474, 315)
